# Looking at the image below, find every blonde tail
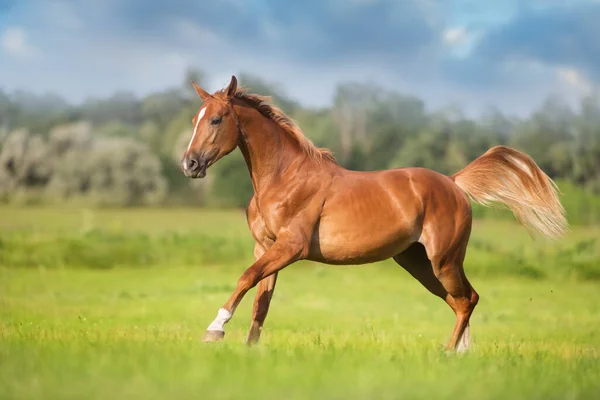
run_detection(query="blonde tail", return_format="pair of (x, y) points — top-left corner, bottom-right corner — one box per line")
(452, 145), (568, 239)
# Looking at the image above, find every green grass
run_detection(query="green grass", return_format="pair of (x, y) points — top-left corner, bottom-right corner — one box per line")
(1, 207), (600, 399)
(1, 207), (599, 280)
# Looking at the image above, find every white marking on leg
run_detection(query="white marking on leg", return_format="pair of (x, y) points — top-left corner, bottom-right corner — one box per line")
(456, 323), (470, 353)
(187, 107), (206, 151)
(207, 307), (232, 332)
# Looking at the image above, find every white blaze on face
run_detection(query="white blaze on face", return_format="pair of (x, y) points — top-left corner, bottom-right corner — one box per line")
(187, 107), (206, 151)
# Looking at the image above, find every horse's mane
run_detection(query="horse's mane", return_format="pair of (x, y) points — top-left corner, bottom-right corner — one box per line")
(215, 87), (337, 165)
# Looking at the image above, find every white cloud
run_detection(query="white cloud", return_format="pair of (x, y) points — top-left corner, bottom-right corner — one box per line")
(556, 66), (592, 93)
(1, 27), (37, 58)
(442, 26), (468, 45)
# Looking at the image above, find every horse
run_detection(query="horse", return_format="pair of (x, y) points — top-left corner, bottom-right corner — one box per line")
(180, 75), (568, 352)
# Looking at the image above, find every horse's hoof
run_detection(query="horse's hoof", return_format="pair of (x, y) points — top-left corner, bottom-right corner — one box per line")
(203, 330), (225, 342)
(246, 333), (260, 346)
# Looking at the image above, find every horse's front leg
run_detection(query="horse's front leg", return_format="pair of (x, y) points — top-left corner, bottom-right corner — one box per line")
(246, 243), (278, 345)
(203, 232), (304, 342)
(246, 271), (278, 345)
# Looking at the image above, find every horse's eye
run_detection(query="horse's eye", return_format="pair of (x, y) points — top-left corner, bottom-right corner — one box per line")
(210, 116), (223, 125)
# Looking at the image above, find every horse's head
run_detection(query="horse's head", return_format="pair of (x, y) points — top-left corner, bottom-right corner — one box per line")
(181, 76), (240, 179)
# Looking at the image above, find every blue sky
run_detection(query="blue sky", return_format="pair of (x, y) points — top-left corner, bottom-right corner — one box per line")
(1, 0), (599, 116)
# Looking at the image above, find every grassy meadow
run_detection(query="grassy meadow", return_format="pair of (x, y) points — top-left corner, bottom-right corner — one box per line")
(1, 206), (600, 399)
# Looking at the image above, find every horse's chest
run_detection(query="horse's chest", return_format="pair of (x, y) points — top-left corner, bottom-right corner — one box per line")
(260, 210), (286, 239)
(255, 204), (294, 240)
(247, 201), (283, 246)
(249, 214), (273, 243)
(249, 186), (322, 245)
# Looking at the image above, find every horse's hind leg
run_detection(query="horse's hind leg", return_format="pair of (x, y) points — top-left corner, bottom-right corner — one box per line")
(393, 242), (479, 352)
(393, 243), (449, 302)
(434, 259), (479, 353)
(455, 267), (479, 352)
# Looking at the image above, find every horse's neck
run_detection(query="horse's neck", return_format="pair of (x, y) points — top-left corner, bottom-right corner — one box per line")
(234, 104), (305, 194)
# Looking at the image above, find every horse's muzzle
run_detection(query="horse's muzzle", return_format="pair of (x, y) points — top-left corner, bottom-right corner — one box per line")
(181, 153), (207, 179)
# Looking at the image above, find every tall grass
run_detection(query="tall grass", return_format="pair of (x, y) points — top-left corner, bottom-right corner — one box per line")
(0, 207), (599, 281)
(0, 230), (253, 269)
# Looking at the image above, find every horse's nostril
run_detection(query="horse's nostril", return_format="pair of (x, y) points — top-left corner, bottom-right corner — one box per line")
(187, 158), (199, 171)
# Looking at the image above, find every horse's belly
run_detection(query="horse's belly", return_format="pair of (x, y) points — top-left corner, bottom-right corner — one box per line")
(308, 216), (420, 265)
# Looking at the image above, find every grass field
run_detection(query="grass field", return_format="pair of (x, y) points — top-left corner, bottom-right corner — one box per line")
(1, 207), (600, 399)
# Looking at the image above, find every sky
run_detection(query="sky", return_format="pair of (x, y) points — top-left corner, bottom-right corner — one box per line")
(1, 0), (599, 116)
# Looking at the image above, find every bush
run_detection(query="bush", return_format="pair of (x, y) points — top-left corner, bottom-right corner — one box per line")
(0, 123), (168, 206)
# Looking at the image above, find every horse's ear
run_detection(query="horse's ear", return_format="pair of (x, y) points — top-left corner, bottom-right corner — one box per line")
(225, 75), (238, 99)
(191, 81), (211, 101)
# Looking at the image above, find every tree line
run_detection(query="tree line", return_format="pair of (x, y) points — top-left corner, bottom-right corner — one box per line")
(1, 68), (599, 220)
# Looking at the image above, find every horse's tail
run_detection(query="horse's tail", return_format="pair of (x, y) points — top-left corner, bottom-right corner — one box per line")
(451, 145), (568, 239)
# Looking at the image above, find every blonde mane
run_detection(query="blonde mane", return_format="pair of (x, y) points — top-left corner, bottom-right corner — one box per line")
(216, 88), (337, 164)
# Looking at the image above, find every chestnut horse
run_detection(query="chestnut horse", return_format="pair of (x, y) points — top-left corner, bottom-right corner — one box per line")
(181, 76), (567, 352)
